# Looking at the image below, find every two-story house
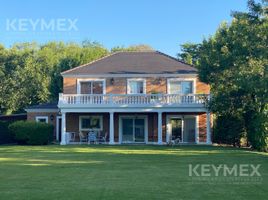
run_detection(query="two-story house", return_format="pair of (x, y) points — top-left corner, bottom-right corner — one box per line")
(26, 51), (211, 145)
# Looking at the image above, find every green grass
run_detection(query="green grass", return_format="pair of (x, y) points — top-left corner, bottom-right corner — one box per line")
(0, 145), (267, 200)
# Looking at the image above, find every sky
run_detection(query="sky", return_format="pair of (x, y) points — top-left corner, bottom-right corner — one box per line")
(0, 0), (248, 56)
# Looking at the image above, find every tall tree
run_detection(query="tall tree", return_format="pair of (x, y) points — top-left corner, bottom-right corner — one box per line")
(178, 0), (268, 151)
(0, 41), (109, 114)
(177, 43), (200, 66)
(111, 44), (153, 52)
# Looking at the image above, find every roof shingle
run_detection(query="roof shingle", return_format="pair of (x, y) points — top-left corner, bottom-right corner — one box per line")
(26, 102), (58, 110)
(62, 51), (197, 75)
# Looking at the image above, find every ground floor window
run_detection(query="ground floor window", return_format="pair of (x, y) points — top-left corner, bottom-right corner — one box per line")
(35, 116), (48, 123)
(79, 116), (103, 131)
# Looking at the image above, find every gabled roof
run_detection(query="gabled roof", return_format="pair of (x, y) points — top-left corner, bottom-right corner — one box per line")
(61, 51), (197, 76)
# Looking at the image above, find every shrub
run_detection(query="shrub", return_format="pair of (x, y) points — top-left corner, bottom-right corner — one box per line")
(213, 114), (245, 147)
(9, 121), (53, 145)
(0, 121), (15, 144)
(244, 111), (268, 152)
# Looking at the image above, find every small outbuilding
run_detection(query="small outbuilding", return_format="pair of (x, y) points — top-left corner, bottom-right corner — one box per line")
(25, 103), (60, 141)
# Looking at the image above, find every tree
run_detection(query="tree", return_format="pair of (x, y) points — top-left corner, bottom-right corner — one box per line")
(0, 41), (156, 114)
(111, 44), (153, 52)
(0, 41), (109, 114)
(179, 0), (268, 151)
(213, 114), (246, 147)
(177, 43), (200, 66)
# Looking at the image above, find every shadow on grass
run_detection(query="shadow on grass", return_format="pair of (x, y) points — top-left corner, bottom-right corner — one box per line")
(0, 145), (267, 169)
(0, 144), (267, 156)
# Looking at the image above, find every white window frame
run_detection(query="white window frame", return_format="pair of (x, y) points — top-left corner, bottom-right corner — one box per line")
(79, 115), (103, 131)
(35, 116), (48, 123)
(167, 78), (196, 94)
(127, 78), (146, 94)
(77, 78), (106, 94)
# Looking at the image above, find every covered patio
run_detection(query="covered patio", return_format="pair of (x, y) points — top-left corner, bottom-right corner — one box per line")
(59, 111), (211, 145)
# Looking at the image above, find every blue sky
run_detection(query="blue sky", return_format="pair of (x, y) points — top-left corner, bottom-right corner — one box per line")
(0, 0), (248, 56)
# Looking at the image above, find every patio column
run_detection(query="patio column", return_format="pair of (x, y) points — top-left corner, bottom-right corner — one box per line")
(158, 112), (162, 145)
(195, 116), (199, 144)
(206, 111), (212, 144)
(109, 112), (114, 144)
(60, 112), (67, 145)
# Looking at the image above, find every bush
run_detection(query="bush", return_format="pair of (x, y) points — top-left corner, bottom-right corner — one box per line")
(213, 114), (245, 147)
(244, 111), (268, 152)
(9, 121), (53, 145)
(0, 121), (16, 144)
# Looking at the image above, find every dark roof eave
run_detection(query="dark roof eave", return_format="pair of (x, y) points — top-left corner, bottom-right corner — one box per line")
(26, 102), (58, 110)
(62, 72), (198, 77)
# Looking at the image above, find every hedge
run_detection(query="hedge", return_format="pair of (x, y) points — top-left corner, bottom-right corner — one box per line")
(0, 121), (15, 144)
(9, 121), (53, 145)
(213, 115), (245, 147)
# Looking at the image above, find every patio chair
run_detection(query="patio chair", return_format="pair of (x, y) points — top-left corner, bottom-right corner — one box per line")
(88, 131), (97, 144)
(167, 136), (181, 146)
(79, 131), (88, 144)
(103, 132), (108, 144)
(68, 132), (76, 143)
(98, 131), (108, 144)
(173, 137), (181, 144)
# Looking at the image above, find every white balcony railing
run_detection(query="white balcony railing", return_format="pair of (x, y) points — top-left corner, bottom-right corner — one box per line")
(58, 93), (210, 107)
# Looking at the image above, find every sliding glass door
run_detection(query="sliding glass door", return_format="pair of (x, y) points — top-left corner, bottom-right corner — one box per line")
(167, 115), (196, 143)
(121, 117), (146, 143)
(183, 118), (196, 143)
(170, 118), (182, 141)
(122, 118), (133, 142)
(134, 119), (145, 142)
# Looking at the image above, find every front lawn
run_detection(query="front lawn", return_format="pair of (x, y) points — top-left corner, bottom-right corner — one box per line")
(0, 145), (267, 200)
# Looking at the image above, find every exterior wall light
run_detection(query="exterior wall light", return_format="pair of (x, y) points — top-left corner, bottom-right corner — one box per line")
(110, 78), (114, 85)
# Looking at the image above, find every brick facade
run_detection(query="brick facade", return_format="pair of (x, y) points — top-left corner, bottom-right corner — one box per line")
(198, 113), (207, 142)
(28, 76), (211, 144)
(27, 112), (58, 138)
(63, 77), (210, 95)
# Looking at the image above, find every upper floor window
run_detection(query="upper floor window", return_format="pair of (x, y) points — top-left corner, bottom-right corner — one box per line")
(77, 79), (105, 94)
(168, 79), (195, 94)
(127, 79), (146, 94)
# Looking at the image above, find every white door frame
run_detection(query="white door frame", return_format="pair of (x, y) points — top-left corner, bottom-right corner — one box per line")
(119, 115), (148, 144)
(166, 115), (198, 143)
(56, 116), (62, 141)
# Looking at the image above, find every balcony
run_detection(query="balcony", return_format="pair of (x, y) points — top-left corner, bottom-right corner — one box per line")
(58, 93), (210, 109)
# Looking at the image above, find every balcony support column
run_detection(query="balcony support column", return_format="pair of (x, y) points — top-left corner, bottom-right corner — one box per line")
(158, 112), (163, 145)
(60, 112), (67, 145)
(109, 112), (115, 144)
